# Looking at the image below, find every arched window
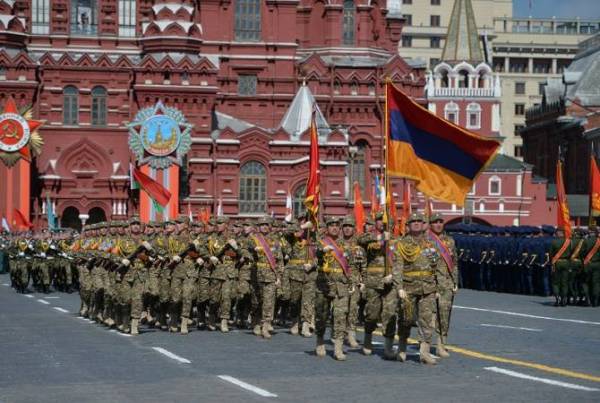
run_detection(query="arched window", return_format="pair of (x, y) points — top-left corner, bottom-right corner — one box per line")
(444, 102), (459, 124)
(293, 185), (307, 219)
(489, 175), (501, 196)
(61, 206), (81, 232)
(466, 102), (481, 129)
(235, 0), (261, 41)
(239, 161), (267, 214)
(440, 70), (449, 88)
(91, 86), (107, 126)
(368, 82), (375, 96)
(458, 70), (469, 88)
(63, 86), (79, 125)
(88, 206), (107, 225)
(70, 0), (98, 35)
(349, 141), (367, 200)
(478, 70), (487, 88)
(333, 80), (341, 95)
(350, 81), (358, 96)
(342, 0), (355, 45)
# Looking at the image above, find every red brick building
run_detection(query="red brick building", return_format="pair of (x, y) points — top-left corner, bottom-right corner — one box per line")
(0, 0), (554, 230)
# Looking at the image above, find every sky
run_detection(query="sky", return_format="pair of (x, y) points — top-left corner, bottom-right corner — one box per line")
(513, 0), (600, 19)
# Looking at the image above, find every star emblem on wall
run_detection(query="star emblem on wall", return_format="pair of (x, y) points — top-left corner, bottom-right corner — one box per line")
(0, 96), (44, 167)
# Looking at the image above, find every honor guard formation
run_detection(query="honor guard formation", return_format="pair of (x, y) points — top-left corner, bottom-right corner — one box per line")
(1, 213), (599, 364)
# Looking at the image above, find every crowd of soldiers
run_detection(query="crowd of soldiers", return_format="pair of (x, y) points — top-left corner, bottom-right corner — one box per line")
(448, 224), (600, 307)
(1, 212), (459, 364)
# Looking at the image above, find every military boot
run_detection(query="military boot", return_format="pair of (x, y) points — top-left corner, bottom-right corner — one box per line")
(383, 337), (396, 360)
(220, 319), (229, 333)
(419, 342), (437, 365)
(315, 335), (326, 357)
(301, 321), (312, 337)
(436, 336), (450, 358)
(333, 338), (347, 361)
(346, 331), (359, 348)
(253, 324), (262, 336)
(181, 317), (189, 334)
(362, 332), (373, 356)
(261, 322), (272, 339)
(290, 322), (299, 335)
(117, 306), (125, 332)
(397, 331), (409, 362)
(130, 318), (139, 335)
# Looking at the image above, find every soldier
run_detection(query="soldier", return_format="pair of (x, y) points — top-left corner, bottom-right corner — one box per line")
(168, 216), (195, 334)
(581, 227), (599, 306)
(246, 216), (284, 339)
(314, 216), (355, 360)
(396, 213), (440, 365)
(207, 216), (240, 333)
(341, 217), (364, 349)
(235, 221), (255, 329)
(281, 219), (315, 336)
(157, 221), (175, 330)
(429, 213), (458, 358)
(358, 212), (400, 359)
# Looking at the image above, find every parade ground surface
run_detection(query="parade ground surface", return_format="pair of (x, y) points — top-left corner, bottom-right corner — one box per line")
(1, 273), (599, 403)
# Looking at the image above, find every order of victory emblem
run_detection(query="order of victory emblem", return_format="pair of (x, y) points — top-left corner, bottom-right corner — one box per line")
(0, 97), (44, 167)
(128, 101), (193, 169)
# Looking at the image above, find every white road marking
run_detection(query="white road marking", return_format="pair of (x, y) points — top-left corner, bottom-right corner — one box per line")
(454, 305), (600, 326)
(218, 375), (278, 398)
(53, 307), (69, 313)
(109, 329), (132, 338)
(44, 296), (60, 299)
(37, 299), (50, 305)
(484, 367), (600, 392)
(2, 283), (9, 286)
(23, 294), (34, 298)
(480, 323), (542, 332)
(152, 347), (191, 364)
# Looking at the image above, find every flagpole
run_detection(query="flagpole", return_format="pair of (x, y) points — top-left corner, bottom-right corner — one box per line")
(383, 79), (390, 276)
(590, 142), (594, 227)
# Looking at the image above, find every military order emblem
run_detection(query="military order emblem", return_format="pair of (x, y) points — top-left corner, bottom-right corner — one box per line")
(0, 97), (44, 167)
(128, 101), (193, 169)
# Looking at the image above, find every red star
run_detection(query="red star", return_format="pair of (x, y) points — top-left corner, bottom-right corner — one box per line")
(1, 96), (43, 160)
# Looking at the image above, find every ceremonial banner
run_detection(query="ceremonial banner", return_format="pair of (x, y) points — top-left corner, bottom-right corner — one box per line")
(386, 83), (500, 206)
(304, 114), (320, 226)
(590, 156), (600, 217)
(353, 181), (366, 234)
(556, 160), (571, 238)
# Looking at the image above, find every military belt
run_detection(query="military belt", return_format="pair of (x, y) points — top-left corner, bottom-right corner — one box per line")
(289, 259), (306, 265)
(319, 267), (344, 274)
(366, 266), (385, 273)
(403, 270), (434, 277)
(256, 262), (272, 269)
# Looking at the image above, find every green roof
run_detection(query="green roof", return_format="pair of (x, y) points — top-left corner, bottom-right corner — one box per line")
(487, 154), (533, 172)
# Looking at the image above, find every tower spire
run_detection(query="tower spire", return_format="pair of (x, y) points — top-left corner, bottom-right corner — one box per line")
(441, 0), (484, 63)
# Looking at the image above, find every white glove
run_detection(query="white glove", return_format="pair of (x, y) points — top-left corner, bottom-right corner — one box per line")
(121, 258), (130, 267)
(376, 234), (383, 241)
(40, 252), (46, 258)
(384, 231), (390, 241)
(193, 239), (202, 250)
(453, 285), (458, 293)
(196, 258), (204, 265)
(383, 274), (393, 284)
(303, 263), (312, 272)
(359, 283), (366, 293)
(227, 239), (238, 250)
(300, 221), (313, 230)
(142, 241), (153, 251)
(210, 256), (219, 265)
(349, 285), (355, 294)
(323, 245), (334, 252)
(172, 255), (181, 263)
(50, 245), (57, 250)
(275, 277), (281, 287)
(147, 256), (155, 263)
(398, 289), (407, 299)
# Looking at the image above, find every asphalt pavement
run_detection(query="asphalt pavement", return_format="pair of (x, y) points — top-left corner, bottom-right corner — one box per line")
(1, 273), (599, 403)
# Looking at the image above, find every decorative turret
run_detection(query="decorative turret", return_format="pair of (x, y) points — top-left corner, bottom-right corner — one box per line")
(141, 1), (203, 53)
(441, 0), (483, 64)
(0, 0), (27, 49)
(279, 82), (331, 141)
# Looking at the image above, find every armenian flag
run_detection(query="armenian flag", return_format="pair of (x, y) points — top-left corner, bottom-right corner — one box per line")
(386, 83), (500, 206)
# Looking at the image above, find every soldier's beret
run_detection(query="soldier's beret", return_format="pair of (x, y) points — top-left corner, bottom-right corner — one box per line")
(429, 213), (444, 223)
(407, 212), (425, 224)
(176, 215), (190, 224)
(257, 216), (272, 225)
(164, 219), (176, 225)
(192, 221), (203, 228)
(374, 212), (384, 221)
(342, 217), (355, 227)
(216, 216), (230, 224)
(364, 218), (374, 225)
(207, 219), (217, 226)
(129, 215), (141, 225)
(232, 221), (243, 228)
(325, 216), (341, 225)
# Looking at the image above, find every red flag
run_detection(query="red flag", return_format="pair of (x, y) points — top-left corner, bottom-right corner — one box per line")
(590, 156), (600, 217)
(371, 182), (380, 218)
(304, 113), (320, 226)
(556, 160), (571, 238)
(425, 197), (434, 219)
(13, 208), (32, 230)
(132, 167), (171, 207)
(398, 181), (412, 236)
(353, 181), (366, 234)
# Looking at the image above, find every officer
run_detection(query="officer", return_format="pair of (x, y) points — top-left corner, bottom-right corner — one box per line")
(396, 212), (440, 365)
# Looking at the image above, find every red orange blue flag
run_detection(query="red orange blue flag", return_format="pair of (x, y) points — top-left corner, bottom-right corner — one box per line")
(386, 83), (500, 206)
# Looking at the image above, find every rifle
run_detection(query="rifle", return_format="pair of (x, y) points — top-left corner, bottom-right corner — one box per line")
(165, 242), (199, 271)
(114, 244), (150, 275)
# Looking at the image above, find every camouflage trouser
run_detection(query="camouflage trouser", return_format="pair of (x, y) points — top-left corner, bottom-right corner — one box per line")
(398, 291), (436, 344)
(286, 275), (303, 323)
(197, 276), (211, 304)
(315, 285), (349, 340)
(551, 262), (569, 298)
(38, 261), (50, 287)
(301, 275), (317, 325)
(436, 287), (454, 337)
(130, 279), (145, 320)
(364, 287), (398, 337)
(346, 285), (361, 332)
(181, 275), (197, 320)
(254, 281), (277, 324)
(210, 278), (232, 320)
